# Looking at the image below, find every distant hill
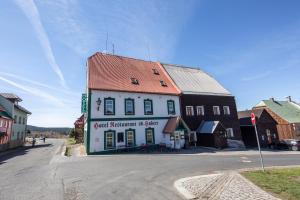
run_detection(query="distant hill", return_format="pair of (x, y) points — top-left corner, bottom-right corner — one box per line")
(27, 125), (71, 134)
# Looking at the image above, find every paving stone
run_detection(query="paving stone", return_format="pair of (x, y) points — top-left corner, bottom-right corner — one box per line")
(179, 172), (279, 200)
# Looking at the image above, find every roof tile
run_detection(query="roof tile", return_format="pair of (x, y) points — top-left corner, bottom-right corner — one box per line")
(87, 53), (180, 95)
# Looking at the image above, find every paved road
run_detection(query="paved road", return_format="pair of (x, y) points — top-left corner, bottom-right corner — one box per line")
(0, 140), (299, 200)
(0, 139), (64, 200)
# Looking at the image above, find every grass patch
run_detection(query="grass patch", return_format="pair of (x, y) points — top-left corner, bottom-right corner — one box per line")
(242, 168), (300, 200)
(66, 137), (76, 145)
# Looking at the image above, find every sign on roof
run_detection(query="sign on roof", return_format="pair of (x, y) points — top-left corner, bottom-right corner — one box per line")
(81, 94), (87, 114)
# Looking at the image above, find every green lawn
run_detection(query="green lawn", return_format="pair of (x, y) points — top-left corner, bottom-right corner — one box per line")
(66, 137), (76, 146)
(242, 168), (300, 200)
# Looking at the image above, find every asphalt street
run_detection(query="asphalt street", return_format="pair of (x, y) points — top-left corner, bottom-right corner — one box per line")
(0, 139), (299, 200)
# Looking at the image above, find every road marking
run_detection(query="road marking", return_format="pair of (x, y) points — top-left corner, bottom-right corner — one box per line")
(242, 160), (252, 163)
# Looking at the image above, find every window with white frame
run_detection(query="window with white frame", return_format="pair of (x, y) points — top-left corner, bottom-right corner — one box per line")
(126, 130), (135, 147)
(104, 98), (115, 115)
(223, 106), (230, 115)
(144, 99), (153, 115)
(213, 106), (220, 115)
(226, 128), (234, 138)
(167, 100), (175, 115)
(125, 98), (135, 115)
(196, 106), (204, 116)
(186, 106), (194, 116)
(266, 129), (271, 136)
(145, 128), (154, 144)
(105, 131), (115, 149)
(261, 135), (265, 141)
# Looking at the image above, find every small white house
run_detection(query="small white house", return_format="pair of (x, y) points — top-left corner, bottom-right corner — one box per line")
(0, 93), (31, 148)
(84, 53), (189, 154)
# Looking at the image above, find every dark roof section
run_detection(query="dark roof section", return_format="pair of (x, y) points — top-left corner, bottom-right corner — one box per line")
(87, 53), (181, 95)
(238, 109), (264, 126)
(0, 105), (12, 119)
(196, 121), (221, 134)
(163, 116), (190, 134)
(0, 93), (22, 102)
(15, 104), (31, 114)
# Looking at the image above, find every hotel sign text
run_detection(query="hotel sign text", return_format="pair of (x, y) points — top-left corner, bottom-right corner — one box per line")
(93, 120), (159, 130)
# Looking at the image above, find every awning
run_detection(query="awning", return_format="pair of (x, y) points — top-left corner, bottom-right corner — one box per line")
(163, 116), (191, 134)
(196, 121), (221, 134)
(0, 107), (12, 119)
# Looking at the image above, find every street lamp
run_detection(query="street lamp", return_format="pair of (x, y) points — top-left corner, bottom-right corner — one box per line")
(96, 98), (101, 111)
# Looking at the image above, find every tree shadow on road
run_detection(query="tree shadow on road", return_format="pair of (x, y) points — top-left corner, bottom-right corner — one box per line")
(0, 143), (53, 165)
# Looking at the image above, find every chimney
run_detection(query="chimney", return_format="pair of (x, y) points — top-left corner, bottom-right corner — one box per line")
(270, 97), (275, 102)
(286, 96), (292, 102)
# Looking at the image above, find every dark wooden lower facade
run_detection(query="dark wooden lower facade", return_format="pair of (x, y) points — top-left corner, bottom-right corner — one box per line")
(239, 109), (279, 147)
(180, 94), (242, 145)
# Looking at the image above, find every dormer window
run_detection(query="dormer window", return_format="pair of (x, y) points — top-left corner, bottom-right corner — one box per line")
(131, 78), (139, 85)
(152, 68), (160, 75)
(160, 80), (167, 87)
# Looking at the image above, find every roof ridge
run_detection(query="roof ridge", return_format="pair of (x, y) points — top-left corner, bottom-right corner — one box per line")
(161, 62), (203, 71)
(89, 52), (157, 63)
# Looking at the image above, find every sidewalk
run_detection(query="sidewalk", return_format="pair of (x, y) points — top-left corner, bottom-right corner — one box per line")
(174, 172), (280, 200)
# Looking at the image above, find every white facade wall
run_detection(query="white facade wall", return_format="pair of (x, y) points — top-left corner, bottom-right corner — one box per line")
(11, 107), (28, 147)
(88, 90), (181, 153)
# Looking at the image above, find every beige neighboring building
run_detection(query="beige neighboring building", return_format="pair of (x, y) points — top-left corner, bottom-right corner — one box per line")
(0, 93), (31, 148)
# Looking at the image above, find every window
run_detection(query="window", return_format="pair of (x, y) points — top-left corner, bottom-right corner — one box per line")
(23, 117), (26, 124)
(160, 80), (167, 87)
(196, 106), (204, 116)
(104, 98), (115, 115)
(14, 115), (17, 124)
(226, 128), (234, 138)
(145, 128), (155, 145)
(117, 132), (124, 143)
(144, 99), (153, 115)
(131, 78), (139, 85)
(19, 116), (22, 124)
(126, 129), (135, 147)
(186, 106), (194, 116)
(273, 134), (276, 139)
(167, 100), (175, 115)
(262, 135), (265, 141)
(125, 98), (135, 115)
(266, 129), (271, 136)
(213, 106), (220, 115)
(105, 130), (115, 150)
(17, 132), (20, 140)
(223, 106), (230, 115)
(152, 68), (159, 75)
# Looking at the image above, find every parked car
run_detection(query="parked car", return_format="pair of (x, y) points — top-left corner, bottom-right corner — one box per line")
(290, 140), (300, 151)
(276, 139), (300, 151)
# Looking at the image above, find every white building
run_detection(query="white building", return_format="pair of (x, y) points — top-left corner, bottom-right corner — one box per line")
(0, 93), (31, 148)
(84, 53), (189, 154)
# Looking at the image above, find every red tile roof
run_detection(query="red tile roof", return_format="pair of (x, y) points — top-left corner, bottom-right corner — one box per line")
(87, 53), (180, 95)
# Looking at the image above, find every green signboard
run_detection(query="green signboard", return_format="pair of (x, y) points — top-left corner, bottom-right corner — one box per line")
(81, 93), (87, 113)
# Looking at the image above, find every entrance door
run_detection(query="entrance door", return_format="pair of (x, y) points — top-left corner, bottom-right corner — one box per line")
(174, 131), (183, 149)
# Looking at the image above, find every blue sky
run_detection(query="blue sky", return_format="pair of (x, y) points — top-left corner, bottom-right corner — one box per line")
(0, 0), (300, 127)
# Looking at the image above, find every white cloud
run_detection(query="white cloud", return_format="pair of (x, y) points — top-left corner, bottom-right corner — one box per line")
(0, 76), (64, 107)
(36, 0), (198, 61)
(14, 0), (67, 88)
(0, 72), (77, 96)
(241, 70), (272, 81)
